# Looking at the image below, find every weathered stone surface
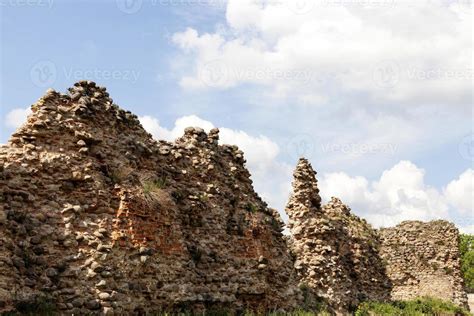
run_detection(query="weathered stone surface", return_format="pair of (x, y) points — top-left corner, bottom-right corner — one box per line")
(379, 220), (469, 309)
(0, 81), (300, 314)
(0, 81), (469, 314)
(285, 158), (392, 313)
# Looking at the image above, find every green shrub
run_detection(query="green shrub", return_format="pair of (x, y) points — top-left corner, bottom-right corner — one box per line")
(355, 297), (471, 316)
(460, 234), (474, 293)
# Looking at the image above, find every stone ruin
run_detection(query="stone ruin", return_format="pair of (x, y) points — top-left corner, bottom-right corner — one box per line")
(285, 158), (392, 313)
(379, 221), (468, 308)
(285, 159), (469, 313)
(0, 81), (299, 314)
(0, 81), (469, 314)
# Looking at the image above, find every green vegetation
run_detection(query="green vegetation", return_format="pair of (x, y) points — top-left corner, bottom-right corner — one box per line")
(355, 297), (471, 316)
(140, 176), (169, 209)
(156, 310), (330, 316)
(460, 234), (474, 293)
(143, 177), (167, 193)
(257, 311), (330, 316)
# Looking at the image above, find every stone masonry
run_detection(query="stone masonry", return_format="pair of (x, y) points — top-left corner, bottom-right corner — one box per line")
(0, 81), (300, 314)
(0, 82), (470, 315)
(379, 220), (469, 309)
(285, 158), (392, 313)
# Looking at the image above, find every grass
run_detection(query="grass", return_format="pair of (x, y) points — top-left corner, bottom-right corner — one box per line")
(355, 297), (471, 316)
(143, 177), (167, 193)
(3, 297), (469, 316)
(140, 176), (169, 209)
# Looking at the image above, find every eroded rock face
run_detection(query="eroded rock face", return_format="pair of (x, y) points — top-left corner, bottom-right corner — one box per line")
(0, 81), (300, 314)
(379, 220), (469, 309)
(286, 158), (392, 313)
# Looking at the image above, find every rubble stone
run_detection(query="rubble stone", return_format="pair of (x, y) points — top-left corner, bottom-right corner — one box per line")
(0, 81), (299, 314)
(379, 221), (469, 309)
(285, 158), (391, 313)
(0, 81), (469, 314)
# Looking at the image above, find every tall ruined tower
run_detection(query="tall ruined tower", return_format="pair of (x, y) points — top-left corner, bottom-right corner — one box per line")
(286, 158), (391, 313)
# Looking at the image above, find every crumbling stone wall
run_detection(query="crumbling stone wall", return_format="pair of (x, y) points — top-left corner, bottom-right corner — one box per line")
(0, 81), (469, 315)
(379, 221), (469, 309)
(0, 81), (300, 314)
(285, 158), (392, 313)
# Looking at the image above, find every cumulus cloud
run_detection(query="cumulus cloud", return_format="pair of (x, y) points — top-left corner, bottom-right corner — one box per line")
(444, 169), (474, 215)
(172, 0), (472, 106)
(319, 162), (473, 231)
(5, 107), (31, 129)
(168, 0), (471, 178)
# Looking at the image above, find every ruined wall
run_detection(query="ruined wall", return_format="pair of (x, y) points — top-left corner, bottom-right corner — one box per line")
(0, 81), (469, 315)
(285, 158), (392, 313)
(0, 81), (300, 315)
(379, 221), (469, 309)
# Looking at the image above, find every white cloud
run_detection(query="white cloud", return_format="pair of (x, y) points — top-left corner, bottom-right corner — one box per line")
(444, 169), (474, 215)
(172, 0), (472, 106)
(168, 0), (471, 179)
(5, 107), (31, 129)
(319, 162), (473, 232)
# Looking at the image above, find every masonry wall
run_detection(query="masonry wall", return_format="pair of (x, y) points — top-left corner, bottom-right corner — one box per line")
(0, 82), (300, 315)
(285, 159), (392, 313)
(0, 81), (469, 315)
(379, 220), (469, 309)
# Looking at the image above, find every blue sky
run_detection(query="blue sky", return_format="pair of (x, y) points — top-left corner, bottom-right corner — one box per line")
(1, 0), (472, 231)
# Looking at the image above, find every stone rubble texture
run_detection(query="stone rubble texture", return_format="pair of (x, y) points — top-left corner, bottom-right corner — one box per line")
(0, 82), (469, 314)
(379, 220), (469, 309)
(0, 81), (300, 314)
(285, 158), (392, 313)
